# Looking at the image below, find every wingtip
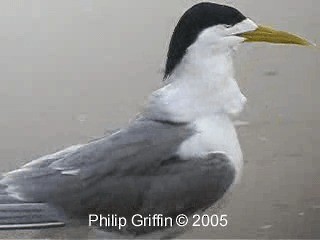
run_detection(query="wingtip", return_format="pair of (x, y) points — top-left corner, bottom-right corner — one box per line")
(0, 222), (65, 230)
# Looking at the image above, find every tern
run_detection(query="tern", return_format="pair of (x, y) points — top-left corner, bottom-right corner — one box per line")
(0, 2), (312, 239)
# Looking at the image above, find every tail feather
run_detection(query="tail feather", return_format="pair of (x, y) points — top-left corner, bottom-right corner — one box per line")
(0, 202), (66, 230)
(0, 179), (66, 230)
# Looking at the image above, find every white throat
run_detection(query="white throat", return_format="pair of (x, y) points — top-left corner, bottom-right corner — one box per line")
(145, 45), (247, 123)
(142, 18), (258, 183)
(143, 24), (251, 182)
(144, 19), (258, 123)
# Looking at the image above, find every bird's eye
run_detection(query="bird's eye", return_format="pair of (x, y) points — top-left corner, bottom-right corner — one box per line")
(224, 24), (232, 29)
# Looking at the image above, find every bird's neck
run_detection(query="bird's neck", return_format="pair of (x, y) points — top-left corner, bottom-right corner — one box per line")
(145, 49), (247, 123)
(170, 46), (235, 84)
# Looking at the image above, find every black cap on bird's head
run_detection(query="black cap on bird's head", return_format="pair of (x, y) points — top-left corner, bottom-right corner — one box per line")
(165, 2), (245, 78)
(164, 2), (313, 78)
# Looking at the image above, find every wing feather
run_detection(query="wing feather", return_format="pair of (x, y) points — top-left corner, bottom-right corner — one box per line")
(0, 118), (236, 235)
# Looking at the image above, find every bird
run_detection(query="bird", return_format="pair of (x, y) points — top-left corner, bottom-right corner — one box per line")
(0, 2), (312, 239)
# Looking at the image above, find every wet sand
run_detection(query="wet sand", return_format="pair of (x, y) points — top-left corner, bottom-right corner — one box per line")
(0, 0), (319, 239)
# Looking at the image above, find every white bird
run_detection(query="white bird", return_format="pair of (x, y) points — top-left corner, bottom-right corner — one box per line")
(0, 2), (312, 239)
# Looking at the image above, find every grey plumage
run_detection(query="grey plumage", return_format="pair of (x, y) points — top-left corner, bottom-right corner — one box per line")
(0, 117), (235, 235)
(0, 2), (260, 237)
(0, 203), (65, 229)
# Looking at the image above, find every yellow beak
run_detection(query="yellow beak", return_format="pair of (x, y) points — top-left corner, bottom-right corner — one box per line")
(239, 25), (314, 46)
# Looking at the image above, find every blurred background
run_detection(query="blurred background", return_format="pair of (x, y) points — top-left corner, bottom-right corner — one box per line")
(0, 0), (319, 239)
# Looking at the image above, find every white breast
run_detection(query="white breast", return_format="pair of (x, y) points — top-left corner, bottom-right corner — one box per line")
(177, 115), (243, 181)
(145, 35), (246, 182)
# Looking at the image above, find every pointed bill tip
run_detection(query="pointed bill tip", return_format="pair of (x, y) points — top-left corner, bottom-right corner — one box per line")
(239, 25), (314, 47)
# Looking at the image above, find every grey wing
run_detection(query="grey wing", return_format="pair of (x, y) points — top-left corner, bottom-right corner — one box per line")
(142, 153), (235, 215)
(122, 152), (236, 235)
(79, 151), (235, 235)
(0, 118), (192, 214)
(0, 118), (235, 234)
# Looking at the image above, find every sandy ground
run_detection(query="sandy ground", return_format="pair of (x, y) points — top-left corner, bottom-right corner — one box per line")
(0, 0), (319, 239)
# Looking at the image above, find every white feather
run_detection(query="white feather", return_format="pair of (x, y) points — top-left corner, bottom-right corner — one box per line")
(61, 169), (80, 176)
(147, 19), (257, 123)
(177, 115), (243, 182)
(146, 19), (257, 180)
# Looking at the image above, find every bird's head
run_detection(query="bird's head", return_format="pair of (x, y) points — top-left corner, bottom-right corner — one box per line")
(165, 2), (313, 78)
